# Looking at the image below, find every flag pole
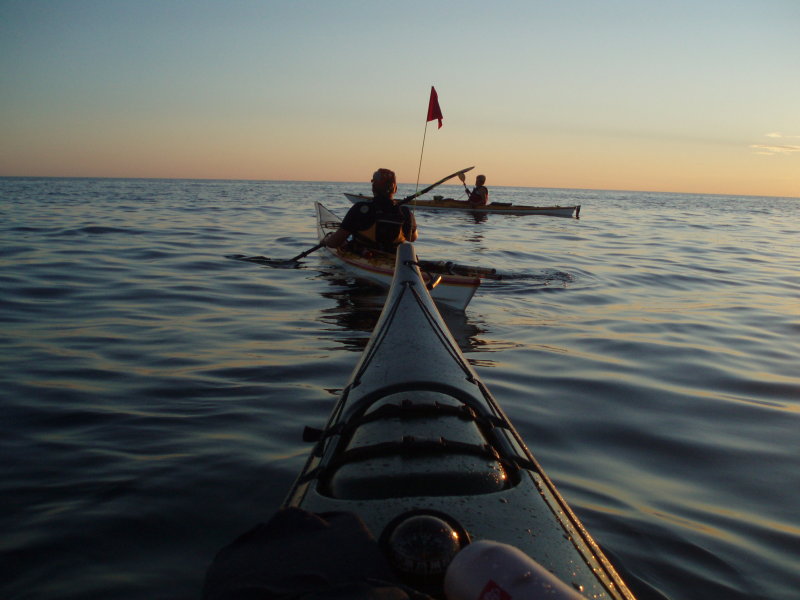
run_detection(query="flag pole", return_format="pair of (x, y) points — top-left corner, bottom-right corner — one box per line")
(414, 122), (429, 196)
(415, 86), (443, 196)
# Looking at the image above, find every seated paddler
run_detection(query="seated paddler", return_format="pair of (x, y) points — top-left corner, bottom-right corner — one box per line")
(324, 168), (418, 254)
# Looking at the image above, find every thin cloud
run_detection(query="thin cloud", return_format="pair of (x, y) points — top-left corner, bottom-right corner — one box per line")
(750, 145), (800, 155)
(751, 133), (800, 155)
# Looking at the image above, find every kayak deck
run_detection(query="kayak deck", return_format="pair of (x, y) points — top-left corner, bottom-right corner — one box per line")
(285, 243), (635, 599)
(344, 193), (581, 218)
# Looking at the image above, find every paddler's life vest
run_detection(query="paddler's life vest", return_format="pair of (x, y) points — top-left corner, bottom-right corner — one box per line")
(468, 185), (489, 206)
(351, 202), (411, 253)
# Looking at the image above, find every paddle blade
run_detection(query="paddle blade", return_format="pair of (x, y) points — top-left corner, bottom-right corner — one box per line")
(261, 258), (305, 268)
(228, 254), (303, 269)
(228, 241), (325, 269)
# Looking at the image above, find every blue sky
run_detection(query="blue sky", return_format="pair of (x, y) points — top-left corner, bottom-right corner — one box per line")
(1, 0), (798, 197)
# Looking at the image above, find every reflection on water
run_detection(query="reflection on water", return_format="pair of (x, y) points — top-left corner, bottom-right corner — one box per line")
(468, 211), (489, 225)
(315, 268), (491, 357)
(317, 274), (384, 352)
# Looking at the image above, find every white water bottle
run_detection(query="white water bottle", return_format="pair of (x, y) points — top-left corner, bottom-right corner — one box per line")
(443, 540), (584, 600)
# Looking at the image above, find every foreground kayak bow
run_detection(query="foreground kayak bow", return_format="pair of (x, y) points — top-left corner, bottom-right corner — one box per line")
(284, 242), (636, 599)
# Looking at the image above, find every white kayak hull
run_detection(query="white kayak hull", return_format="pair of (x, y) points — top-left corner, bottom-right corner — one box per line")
(315, 202), (479, 311)
(344, 193), (580, 218)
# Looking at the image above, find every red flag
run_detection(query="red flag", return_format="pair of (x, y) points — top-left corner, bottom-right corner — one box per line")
(426, 86), (443, 129)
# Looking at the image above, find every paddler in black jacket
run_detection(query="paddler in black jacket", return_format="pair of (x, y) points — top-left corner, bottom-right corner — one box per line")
(465, 174), (489, 207)
(324, 168), (418, 254)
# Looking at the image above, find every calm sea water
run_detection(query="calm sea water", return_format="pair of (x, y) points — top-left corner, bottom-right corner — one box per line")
(1, 177), (798, 600)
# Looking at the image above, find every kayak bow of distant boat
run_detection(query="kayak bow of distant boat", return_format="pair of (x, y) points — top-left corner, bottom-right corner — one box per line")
(316, 202), (483, 311)
(344, 193), (581, 218)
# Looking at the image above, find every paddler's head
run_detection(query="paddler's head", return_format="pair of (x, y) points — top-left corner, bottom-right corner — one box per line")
(476, 175), (486, 186)
(371, 168), (397, 201)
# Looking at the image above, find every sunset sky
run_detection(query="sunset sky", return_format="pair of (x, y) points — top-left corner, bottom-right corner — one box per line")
(1, 1), (798, 198)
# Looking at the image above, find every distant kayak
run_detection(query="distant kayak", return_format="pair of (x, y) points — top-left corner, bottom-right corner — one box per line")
(344, 193), (581, 218)
(283, 242), (636, 599)
(315, 202), (482, 311)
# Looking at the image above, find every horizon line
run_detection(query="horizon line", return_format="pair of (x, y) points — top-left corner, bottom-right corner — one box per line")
(0, 174), (797, 201)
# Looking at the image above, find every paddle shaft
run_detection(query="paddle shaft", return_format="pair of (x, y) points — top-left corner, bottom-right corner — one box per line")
(418, 259), (500, 279)
(399, 166), (474, 205)
(288, 241), (325, 262)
